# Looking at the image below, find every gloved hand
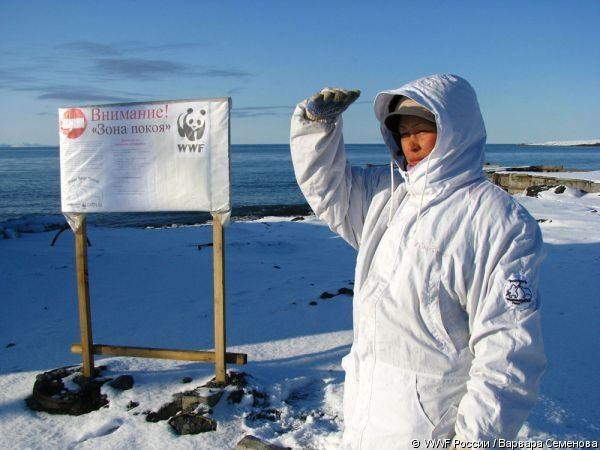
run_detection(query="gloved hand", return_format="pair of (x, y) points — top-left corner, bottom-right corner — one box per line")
(305, 87), (360, 123)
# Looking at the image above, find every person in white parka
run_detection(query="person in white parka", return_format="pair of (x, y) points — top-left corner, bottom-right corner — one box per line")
(289, 74), (546, 449)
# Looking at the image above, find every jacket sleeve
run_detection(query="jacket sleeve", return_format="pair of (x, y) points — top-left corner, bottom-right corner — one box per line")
(290, 102), (389, 249)
(455, 200), (547, 442)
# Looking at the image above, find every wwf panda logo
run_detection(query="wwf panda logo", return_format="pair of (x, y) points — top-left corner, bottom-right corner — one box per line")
(177, 107), (206, 141)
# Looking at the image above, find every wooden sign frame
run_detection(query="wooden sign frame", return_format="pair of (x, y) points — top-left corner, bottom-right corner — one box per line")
(70, 213), (246, 383)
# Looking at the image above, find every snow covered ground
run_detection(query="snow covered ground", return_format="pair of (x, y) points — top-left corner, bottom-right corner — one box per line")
(1, 189), (599, 449)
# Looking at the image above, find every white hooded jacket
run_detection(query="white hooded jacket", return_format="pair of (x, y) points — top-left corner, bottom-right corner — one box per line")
(289, 75), (546, 448)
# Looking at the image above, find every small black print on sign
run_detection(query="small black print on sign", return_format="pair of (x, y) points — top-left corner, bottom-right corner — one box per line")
(504, 279), (532, 305)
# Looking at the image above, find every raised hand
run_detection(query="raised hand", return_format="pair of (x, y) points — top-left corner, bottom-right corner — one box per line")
(305, 87), (361, 123)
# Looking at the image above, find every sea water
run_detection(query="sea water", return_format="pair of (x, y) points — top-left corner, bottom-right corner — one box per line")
(1, 144), (599, 232)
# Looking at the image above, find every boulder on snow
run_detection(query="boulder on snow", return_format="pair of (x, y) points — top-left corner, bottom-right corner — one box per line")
(126, 400), (139, 410)
(525, 184), (557, 197)
(169, 413), (216, 434)
(175, 387), (224, 409)
(228, 389), (245, 404)
(108, 375), (134, 390)
(337, 287), (354, 296)
(25, 366), (109, 416)
(236, 434), (289, 450)
(145, 398), (182, 422)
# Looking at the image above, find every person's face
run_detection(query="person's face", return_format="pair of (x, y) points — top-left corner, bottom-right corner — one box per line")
(397, 115), (437, 166)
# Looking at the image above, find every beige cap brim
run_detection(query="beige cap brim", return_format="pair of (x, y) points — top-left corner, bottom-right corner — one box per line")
(384, 97), (436, 132)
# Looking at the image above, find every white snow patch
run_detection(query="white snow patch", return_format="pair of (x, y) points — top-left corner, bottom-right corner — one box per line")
(1, 200), (599, 448)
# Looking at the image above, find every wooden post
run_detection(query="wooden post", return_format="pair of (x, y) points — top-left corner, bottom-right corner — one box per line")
(74, 215), (94, 378)
(213, 214), (226, 384)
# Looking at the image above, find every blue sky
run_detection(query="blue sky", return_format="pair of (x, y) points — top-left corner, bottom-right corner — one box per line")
(1, 0), (599, 145)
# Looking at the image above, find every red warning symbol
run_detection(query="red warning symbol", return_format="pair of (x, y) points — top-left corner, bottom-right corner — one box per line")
(60, 109), (87, 139)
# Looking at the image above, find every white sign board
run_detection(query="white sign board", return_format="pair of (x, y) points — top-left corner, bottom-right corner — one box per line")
(59, 98), (230, 214)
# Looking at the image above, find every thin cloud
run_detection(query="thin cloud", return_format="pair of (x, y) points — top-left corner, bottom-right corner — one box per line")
(0, 68), (40, 85)
(5, 40), (251, 86)
(124, 41), (209, 53)
(13, 84), (145, 103)
(232, 105), (293, 118)
(94, 57), (191, 80)
(92, 58), (252, 81)
(38, 91), (134, 103)
(58, 40), (121, 56)
(201, 68), (252, 78)
(58, 40), (209, 56)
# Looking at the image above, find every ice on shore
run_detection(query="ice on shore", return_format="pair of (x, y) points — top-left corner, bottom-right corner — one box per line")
(508, 170), (600, 183)
(1, 192), (599, 448)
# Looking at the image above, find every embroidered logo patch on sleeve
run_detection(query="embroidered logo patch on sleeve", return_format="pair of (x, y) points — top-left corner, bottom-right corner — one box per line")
(504, 278), (533, 305)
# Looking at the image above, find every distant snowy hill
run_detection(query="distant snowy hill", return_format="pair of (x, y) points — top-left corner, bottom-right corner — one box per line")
(0, 143), (54, 148)
(523, 140), (600, 147)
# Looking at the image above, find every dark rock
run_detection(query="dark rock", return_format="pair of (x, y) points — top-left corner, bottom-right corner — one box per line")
(319, 291), (335, 299)
(181, 376), (193, 384)
(180, 395), (201, 411)
(236, 434), (289, 450)
(146, 398), (182, 422)
(251, 389), (268, 407)
(174, 385), (224, 409)
(5, 342), (15, 348)
(126, 401), (139, 410)
(503, 165), (564, 172)
(536, 219), (552, 223)
(273, 265), (281, 269)
(525, 184), (557, 197)
(228, 389), (245, 404)
(168, 413), (217, 435)
(309, 301), (318, 306)
(291, 216), (304, 222)
(204, 370), (248, 388)
(108, 375), (134, 390)
(247, 408), (281, 422)
(187, 388), (223, 408)
(228, 371), (249, 387)
(26, 366), (108, 416)
(337, 287), (354, 296)
(197, 388), (223, 407)
(204, 378), (227, 389)
(554, 185), (566, 194)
